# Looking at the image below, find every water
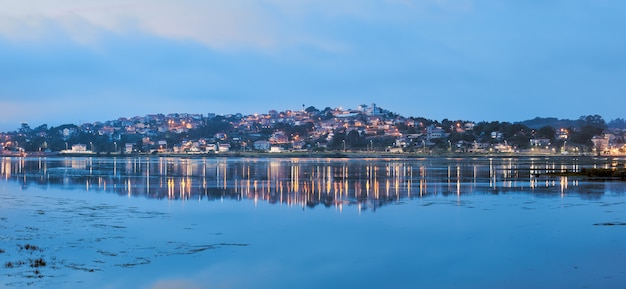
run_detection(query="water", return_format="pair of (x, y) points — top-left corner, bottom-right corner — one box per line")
(1, 156), (626, 289)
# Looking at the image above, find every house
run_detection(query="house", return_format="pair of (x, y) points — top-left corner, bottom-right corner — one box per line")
(98, 126), (115, 136)
(292, 140), (306, 150)
(530, 138), (551, 147)
(426, 125), (447, 140)
(61, 144), (93, 154)
(468, 142), (491, 153)
(254, 140), (271, 151)
(494, 143), (513, 153)
(125, 143), (134, 154)
(61, 128), (75, 139)
(456, 140), (473, 151)
(591, 135), (609, 153)
(386, 147), (403, 153)
(270, 131), (289, 144)
(218, 143), (230, 153)
(205, 144), (217, 152)
(71, 144), (88, 152)
(215, 133), (228, 140)
(270, 146), (284, 153)
(395, 137), (409, 148)
(491, 131), (503, 140)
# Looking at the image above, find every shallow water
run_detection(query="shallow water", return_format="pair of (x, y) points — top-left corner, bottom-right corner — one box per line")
(1, 156), (626, 288)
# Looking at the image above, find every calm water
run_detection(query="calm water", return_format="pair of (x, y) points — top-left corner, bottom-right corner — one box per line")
(1, 156), (626, 289)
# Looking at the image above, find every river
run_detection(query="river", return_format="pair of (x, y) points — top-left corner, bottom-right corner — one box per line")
(1, 156), (626, 289)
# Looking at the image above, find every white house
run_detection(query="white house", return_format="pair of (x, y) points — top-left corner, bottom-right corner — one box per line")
(125, 143), (134, 154)
(426, 125), (447, 140)
(270, 146), (284, 153)
(254, 140), (271, 151)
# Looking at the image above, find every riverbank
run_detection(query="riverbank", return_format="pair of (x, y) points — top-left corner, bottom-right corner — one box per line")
(5, 150), (622, 159)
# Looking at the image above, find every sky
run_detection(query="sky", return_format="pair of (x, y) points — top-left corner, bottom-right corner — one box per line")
(1, 0), (625, 132)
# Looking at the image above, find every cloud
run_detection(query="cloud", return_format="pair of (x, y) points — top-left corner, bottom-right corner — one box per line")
(0, 0), (275, 49)
(0, 0), (330, 50)
(0, 0), (473, 51)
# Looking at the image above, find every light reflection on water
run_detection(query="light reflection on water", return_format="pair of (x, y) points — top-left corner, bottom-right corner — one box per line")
(2, 156), (626, 289)
(2, 156), (625, 210)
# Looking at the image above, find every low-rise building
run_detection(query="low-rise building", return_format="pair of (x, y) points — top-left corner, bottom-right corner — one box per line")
(270, 146), (284, 153)
(125, 143), (134, 154)
(592, 135), (609, 153)
(254, 140), (271, 151)
(531, 138), (551, 147)
(218, 143), (230, 153)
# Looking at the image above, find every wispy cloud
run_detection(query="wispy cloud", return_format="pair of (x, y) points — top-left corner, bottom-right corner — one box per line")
(0, 1), (276, 49)
(0, 0), (472, 51)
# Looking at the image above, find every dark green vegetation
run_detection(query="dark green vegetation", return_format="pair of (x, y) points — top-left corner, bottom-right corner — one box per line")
(2, 244), (47, 280)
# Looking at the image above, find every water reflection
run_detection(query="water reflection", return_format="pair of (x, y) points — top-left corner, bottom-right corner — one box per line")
(2, 156), (625, 210)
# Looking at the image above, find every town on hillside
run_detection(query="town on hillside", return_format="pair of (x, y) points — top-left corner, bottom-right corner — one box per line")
(1, 104), (625, 156)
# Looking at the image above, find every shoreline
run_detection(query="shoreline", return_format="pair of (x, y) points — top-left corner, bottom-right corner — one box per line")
(3, 151), (622, 159)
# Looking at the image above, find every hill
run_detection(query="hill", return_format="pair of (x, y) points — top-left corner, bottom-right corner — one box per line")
(517, 117), (579, 130)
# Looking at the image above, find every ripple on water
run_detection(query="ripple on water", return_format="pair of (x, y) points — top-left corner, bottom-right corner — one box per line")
(0, 193), (247, 288)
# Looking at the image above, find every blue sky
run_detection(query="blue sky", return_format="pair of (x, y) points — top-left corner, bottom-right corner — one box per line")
(1, 0), (625, 131)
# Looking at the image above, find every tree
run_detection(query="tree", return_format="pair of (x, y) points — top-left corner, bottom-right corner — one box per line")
(321, 107), (334, 120)
(578, 115), (606, 129)
(536, 126), (556, 140)
(331, 132), (346, 150)
(569, 115), (606, 147)
(473, 121), (501, 136)
(395, 123), (417, 134)
(412, 117), (434, 128)
(33, 124), (48, 133)
(188, 116), (234, 139)
(449, 131), (475, 143)
(441, 119), (454, 133)
(346, 130), (365, 148)
(305, 106), (320, 115)
(510, 134), (531, 149)
(609, 118), (626, 129)
(18, 123), (32, 135)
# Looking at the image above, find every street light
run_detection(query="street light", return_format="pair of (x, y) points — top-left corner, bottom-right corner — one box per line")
(448, 140), (451, 152)
(370, 140), (373, 152)
(114, 142), (117, 153)
(342, 140), (346, 152)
